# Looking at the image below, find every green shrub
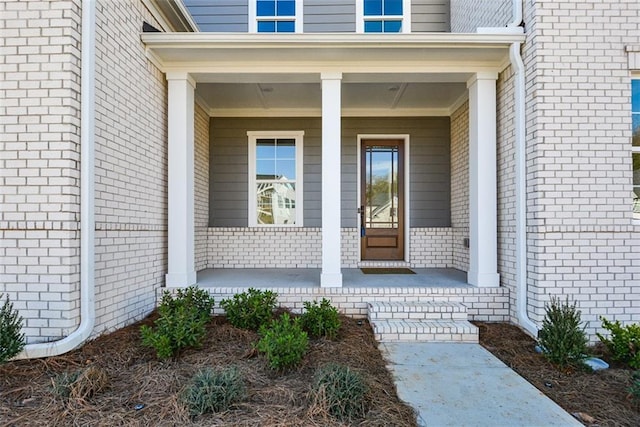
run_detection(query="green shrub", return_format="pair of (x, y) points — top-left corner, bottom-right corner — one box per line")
(537, 296), (588, 369)
(0, 293), (25, 363)
(140, 286), (215, 359)
(300, 298), (341, 340)
(51, 370), (82, 399)
(257, 313), (308, 370)
(597, 317), (640, 369)
(220, 288), (277, 331)
(180, 367), (245, 415)
(629, 371), (640, 401)
(311, 363), (368, 422)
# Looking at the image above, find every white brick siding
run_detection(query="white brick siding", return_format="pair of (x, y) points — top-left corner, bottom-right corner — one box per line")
(92, 0), (168, 337)
(194, 103), (209, 271)
(450, 101), (470, 272)
(206, 227), (461, 269)
(450, 0), (513, 32)
(197, 286), (510, 323)
(0, 0), (83, 343)
(515, 0), (640, 339)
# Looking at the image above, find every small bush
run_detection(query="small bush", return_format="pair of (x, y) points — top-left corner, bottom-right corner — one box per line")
(629, 371), (640, 401)
(597, 317), (640, 369)
(141, 286), (215, 359)
(0, 293), (25, 363)
(180, 367), (245, 415)
(311, 363), (368, 422)
(51, 367), (108, 400)
(220, 288), (277, 331)
(300, 298), (341, 340)
(537, 296), (588, 369)
(257, 313), (308, 370)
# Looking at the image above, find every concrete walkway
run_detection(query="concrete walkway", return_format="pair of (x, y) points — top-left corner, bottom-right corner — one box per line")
(380, 342), (581, 427)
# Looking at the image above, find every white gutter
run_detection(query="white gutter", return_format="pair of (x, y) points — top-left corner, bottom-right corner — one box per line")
(18, 0), (96, 359)
(508, 0), (538, 337)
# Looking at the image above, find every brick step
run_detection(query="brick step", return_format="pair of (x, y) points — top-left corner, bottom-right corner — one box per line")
(371, 319), (479, 343)
(367, 301), (468, 321)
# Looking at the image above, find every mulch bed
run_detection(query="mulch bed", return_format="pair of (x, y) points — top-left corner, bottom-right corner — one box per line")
(475, 322), (640, 427)
(0, 314), (417, 427)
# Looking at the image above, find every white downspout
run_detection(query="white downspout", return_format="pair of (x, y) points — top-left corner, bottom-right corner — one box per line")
(508, 0), (538, 336)
(18, 0), (96, 359)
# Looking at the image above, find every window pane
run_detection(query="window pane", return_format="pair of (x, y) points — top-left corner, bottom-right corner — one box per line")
(276, 159), (296, 180)
(256, 139), (275, 159)
(276, 20), (295, 32)
(275, 139), (295, 158)
(384, 0), (403, 15)
(258, 20), (276, 32)
(365, 20), (383, 32)
(257, 0), (275, 16)
(277, 0), (295, 16)
(364, 0), (382, 16)
(256, 182), (297, 225)
(256, 160), (276, 179)
(633, 114), (640, 147)
(384, 20), (402, 32)
(632, 80), (640, 113)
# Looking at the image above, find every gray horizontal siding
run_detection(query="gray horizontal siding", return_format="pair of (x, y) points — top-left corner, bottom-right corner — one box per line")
(210, 118), (322, 227)
(412, 0), (450, 32)
(184, 0), (248, 32)
(304, 0), (356, 33)
(342, 117), (451, 228)
(210, 117), (450, 228)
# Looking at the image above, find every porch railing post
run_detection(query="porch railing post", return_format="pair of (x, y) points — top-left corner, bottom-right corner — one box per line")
(166, 72), (196, 287)
(321, 72), (343, 287)
(467, 72), (500, 287)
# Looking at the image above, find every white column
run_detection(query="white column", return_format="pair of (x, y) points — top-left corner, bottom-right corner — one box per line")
(321, 72), (343, 287)
(166, 72), (196, 287)
(467, 72), (500, 287)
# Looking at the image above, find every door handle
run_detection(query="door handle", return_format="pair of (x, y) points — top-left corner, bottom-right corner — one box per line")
(359, 206), (366, 237)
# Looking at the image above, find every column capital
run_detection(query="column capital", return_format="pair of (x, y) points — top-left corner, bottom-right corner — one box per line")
(466, 71), (498, 88)
(321, 71), (343, 81)
(166, 71), (196, 88)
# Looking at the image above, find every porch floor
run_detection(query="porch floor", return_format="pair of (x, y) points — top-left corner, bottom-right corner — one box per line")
(196, 268), (470, 288)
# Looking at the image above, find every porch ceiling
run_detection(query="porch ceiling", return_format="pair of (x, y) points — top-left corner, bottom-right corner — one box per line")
(142, 32), (525, 116)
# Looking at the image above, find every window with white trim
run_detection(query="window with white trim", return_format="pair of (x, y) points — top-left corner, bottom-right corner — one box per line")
(632, 78), (640, 219)
(357, 0), (411, 33)
(248, 131), (304, 226)
(249, 0), (302, 33)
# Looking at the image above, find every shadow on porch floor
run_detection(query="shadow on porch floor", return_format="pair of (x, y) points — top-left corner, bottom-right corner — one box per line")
(196, 268), (470, 288)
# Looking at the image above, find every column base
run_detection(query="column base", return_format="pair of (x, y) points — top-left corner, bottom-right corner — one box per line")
(321, 272), (343, 287)
(467, 271), (500, 287)
(165, 271), (197, 288)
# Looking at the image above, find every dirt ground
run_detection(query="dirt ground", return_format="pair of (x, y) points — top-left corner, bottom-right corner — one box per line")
(2, 317), (639, 426)
(0, 314), (417, 427)
(475, 322), (640, 427)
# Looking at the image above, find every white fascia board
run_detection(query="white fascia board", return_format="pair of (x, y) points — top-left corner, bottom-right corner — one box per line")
(209, 107), (452, 118)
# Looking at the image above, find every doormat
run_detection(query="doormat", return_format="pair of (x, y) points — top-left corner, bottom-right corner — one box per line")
(360, 268), (416, 274)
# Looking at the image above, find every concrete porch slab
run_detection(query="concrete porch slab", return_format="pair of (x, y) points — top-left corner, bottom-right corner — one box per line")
(196, 268), (469, 288)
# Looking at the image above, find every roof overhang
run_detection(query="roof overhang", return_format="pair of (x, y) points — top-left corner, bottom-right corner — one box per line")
(141, 32), (526, 76)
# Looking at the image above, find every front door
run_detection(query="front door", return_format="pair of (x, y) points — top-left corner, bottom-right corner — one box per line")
(360, 139), (404, 260)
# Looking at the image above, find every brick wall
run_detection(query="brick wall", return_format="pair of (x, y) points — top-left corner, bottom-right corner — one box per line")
(0, 0), (83, 343)
(450, 101), (470, 272)
(92, 0), (168, 335)
(206, 227), (457, 269)
(194, 102), (209, 271)
(450, 0), (512, 32)
(519, 0), (640, 339)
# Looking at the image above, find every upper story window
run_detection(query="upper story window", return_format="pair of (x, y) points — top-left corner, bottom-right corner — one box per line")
(632, 78), (639, 220)
(357, 0), (411, 33)
(250, 0), (303, 33)
(248, 131), (304, 226)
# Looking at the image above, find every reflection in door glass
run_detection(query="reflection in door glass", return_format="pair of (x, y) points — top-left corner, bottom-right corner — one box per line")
(365, 145), (398, 229)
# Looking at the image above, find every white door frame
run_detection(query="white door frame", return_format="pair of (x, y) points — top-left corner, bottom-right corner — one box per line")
(356, 134), (411, 263)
